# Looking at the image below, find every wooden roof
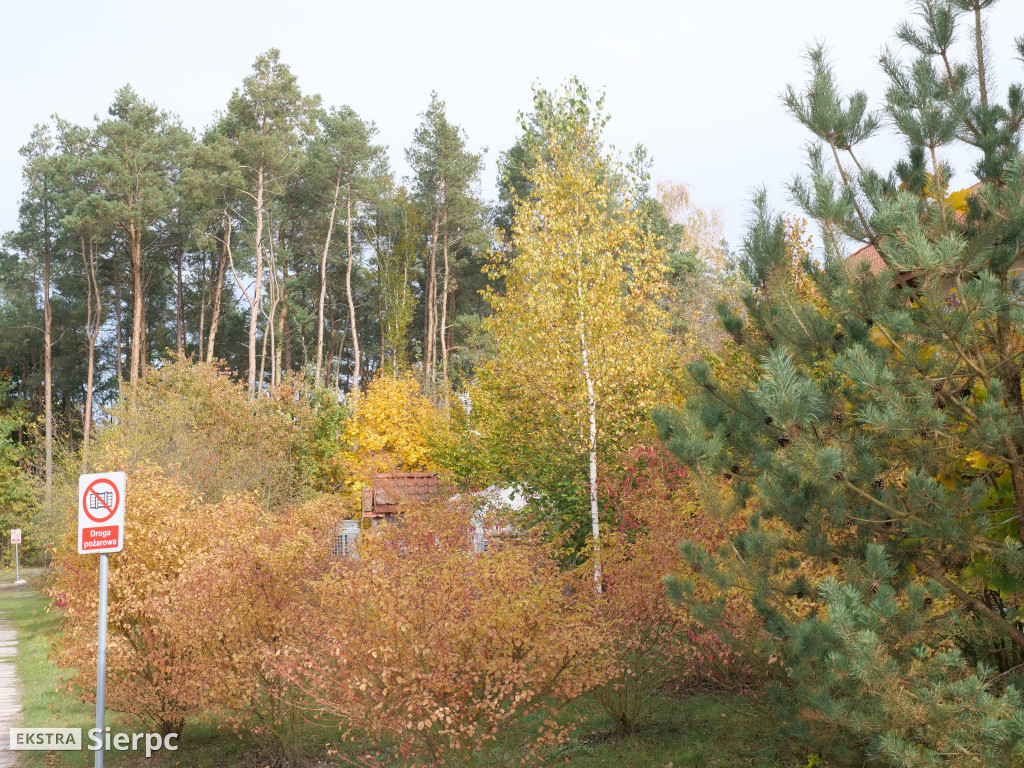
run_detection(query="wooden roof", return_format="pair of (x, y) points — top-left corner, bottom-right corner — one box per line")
(362, 472), (438, 518)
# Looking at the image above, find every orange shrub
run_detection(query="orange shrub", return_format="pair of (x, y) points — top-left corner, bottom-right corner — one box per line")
(49, 464), (216, 734)
(49, 463), (339, 752)
(283, 497), (610, 767)
(174, 493), (337, 762)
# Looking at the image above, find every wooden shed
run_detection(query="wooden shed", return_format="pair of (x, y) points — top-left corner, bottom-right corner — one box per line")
(361, 471), (439, 526)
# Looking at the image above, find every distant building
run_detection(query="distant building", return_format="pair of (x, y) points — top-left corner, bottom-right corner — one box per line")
(846, 183), (986, 283)
(332, 472), (440, 558)
(334, 474), (530, 557)
(361, 472), (439, 526)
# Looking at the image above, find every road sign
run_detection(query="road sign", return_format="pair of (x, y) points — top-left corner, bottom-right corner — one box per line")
(78, 471), (126, 768)
(78, 472), (126, 555)
(10, 529), (20, 544)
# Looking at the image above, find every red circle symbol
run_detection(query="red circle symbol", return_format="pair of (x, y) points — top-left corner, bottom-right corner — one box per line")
(82, 479), (120, 524)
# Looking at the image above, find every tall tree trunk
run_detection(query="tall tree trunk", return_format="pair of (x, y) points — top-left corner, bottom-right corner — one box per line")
(424, 188), (442, 384)
(280, 253), (290, 380)
(175, 241), (184, 356)
(378, 257), (386, 375)
(578, 282), (601, 593)
(316, 172), (343, 385)
(440, 218), (451, 387)
(113, 261), (123, 395)
(267, 213), (279, 391)
(139, 281), (148, 377)
(82, 236), (101, 471)
(335, 328), (347, 397)
(248, 165), (266, 394)
(198, 250), (209, 359)
(206, 211), (231, 363)
(346, 189), (361, 398)
(129, 224), (144, 385)
(42, 192), (53, 513)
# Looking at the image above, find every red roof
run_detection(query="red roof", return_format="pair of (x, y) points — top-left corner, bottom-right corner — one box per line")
(362, 472), (439, 518)
(848, 243), (885, 274)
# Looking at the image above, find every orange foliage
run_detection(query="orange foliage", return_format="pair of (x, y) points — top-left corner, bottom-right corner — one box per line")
(586, 445), (763, 729)
(50, 465), (217, 733)
(49, 463), (337, 747)
(283, 498), (610, 766)
(176, 494), (337, 760)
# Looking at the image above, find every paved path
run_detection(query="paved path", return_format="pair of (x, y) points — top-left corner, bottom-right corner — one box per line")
(0, 607), (20, 766)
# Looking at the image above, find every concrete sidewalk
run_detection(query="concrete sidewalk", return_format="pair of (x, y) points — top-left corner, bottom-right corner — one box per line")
(0, 609), (21, 766)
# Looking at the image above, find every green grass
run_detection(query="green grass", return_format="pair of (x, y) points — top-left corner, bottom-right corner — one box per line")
(0, 575), (262, 767)
(0, 571), (96, 767)
(560, 692), (801, 768)
(0, 573), (800, 767)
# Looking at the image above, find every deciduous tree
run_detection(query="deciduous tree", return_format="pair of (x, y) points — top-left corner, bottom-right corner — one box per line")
(480, 80), (671, 588)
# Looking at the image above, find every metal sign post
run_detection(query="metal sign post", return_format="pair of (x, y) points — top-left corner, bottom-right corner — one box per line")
(78, 471), (125, 768)
(94, 552), (108, 768)
(10, 530), (21, 582)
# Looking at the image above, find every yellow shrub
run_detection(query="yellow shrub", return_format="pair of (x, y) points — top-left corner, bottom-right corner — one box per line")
(336, 375), (439, 494)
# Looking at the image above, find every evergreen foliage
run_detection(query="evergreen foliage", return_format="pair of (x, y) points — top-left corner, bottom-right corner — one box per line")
(656, 2), (1024, 764)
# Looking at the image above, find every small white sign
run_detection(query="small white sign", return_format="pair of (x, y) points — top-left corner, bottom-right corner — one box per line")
(10, 529), (20, 545)
(78, 472), (126, 555)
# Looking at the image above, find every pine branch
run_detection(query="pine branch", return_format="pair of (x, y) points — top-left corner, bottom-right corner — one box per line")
(914, 557), (1024, 652)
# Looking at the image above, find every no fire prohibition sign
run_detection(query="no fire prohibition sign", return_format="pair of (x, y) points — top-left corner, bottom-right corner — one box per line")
(78, 472), (126, 555)
(78, 470), (126, 768)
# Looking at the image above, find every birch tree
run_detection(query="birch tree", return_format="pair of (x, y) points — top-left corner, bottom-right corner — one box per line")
(482, 81), (670, 591)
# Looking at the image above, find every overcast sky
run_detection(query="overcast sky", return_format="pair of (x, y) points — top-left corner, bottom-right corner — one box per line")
(3, 0), (1024, 251)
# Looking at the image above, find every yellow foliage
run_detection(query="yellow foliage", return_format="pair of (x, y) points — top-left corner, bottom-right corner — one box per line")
(945, 185), (973, 214)
(481, 111), (672, 468)
(336, 374), (439, 494)
(657, 179), (726, 269)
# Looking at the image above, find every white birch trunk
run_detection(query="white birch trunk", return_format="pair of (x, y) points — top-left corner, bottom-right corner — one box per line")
(580, 318), (602, 594)
(346, 189), (361, 398)
(248, 165), (266, 395)
(206, 211), (231, 363)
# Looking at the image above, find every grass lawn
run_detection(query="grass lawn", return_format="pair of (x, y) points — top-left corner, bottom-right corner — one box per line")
(0, 570), (96, 767)
(561, 693), (801, 768)
(0, 572), (800, 767)
(0, 575), (258, 767)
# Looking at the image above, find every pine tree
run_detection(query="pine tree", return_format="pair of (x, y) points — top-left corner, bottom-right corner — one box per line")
(656, 2), (1024, 765)
(406, 93), (485, 390)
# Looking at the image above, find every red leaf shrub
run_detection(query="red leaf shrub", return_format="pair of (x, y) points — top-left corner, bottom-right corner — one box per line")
(586, 444), (760, 730)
